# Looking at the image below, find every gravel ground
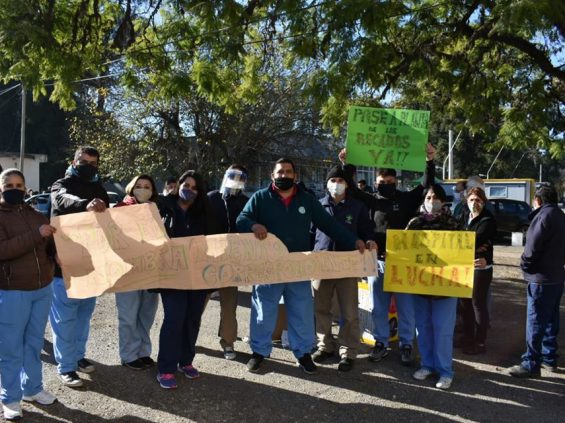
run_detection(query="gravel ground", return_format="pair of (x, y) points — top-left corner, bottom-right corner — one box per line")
(12, 245), (565, 423)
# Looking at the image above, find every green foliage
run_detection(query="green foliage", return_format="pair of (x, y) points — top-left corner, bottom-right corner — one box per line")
(1, 0), (563, 166)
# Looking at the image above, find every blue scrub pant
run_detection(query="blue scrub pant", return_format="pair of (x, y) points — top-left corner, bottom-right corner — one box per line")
(157, 289), (208, 374)
(414, 295), (458, 379)
(116, 290), (158, 363)
(521, 282), (564, 371)
(369, 260), (415, 347)
(0, 285), (52, 404)
(250, 281), (314, 359)
(49, 277), (96, 374)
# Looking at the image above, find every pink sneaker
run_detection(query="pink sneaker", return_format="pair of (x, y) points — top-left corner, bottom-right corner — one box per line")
(178, 364), (200, 379)
(156, 373), (177, 389)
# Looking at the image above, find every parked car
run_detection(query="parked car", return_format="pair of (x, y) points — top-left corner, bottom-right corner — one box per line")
(25, 191), (122, 217)
(107, 191), (123, 208)
(488, 198), (532, 237)
(25, 193), (51, 217)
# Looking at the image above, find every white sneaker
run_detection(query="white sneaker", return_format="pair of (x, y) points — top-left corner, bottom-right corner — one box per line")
(223, 346), (237, 360)
(23, 390), (57, 405)
(2, 402), (22, 421)
(412, 368), (433, 381)
(436, 376), (453, 390)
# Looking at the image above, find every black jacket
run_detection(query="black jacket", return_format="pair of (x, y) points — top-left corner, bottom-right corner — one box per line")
(159, 194), (221, 238)
(207, 190), (249, 233)
(463, 208), (497, 265)
(520, 203), (565, 284)
(50, 175), (109, 217)
(313, 193), (375, 252)
(346, 160), (436, 257)
(50, 174), (109, 277)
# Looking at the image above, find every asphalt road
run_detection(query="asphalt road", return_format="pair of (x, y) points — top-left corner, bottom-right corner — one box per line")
(12, 246), (565, 422)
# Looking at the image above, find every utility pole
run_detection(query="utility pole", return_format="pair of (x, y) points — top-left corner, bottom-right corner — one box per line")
(486, 146), (504, 179)
(19, 82), (26, 172)
(448, 130), (454, 179)
(539, 163), (543, 183)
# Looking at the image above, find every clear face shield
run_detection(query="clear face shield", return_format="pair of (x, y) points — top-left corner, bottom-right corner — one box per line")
(220, 169), (247, 196)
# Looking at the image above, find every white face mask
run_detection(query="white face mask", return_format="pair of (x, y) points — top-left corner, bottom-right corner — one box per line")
(327, 181), (346, 196)
(133, 188), (153, 203)
(424, 200), (442, 214)
(467, 201), (483, 214)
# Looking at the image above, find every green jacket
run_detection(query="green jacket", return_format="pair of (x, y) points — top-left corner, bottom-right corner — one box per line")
(237, 184), (358, 252)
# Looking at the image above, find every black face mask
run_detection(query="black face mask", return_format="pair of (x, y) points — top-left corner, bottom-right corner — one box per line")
(376, 183), (396, 198)
(274, 177), (295, 191)
(75, 164), (97, 181)
(2, 189), (25, 205)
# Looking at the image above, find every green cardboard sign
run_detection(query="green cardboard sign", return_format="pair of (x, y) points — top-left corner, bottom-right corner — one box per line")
(345, 107), (430, 171)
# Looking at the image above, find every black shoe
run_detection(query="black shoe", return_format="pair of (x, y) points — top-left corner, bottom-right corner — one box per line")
(59, 371), (84, 388)
(123, 359), (146, 370)
(297, 353), (317, 375)
(400, 345), (414, 366)
(463, 343), (486, 355)
(139, 356), (155, 368)
(368, 342), (390, 362)
(312, 350), (334, 364)
(338, 357), (354, 372)
(247, 353), (264, 373)
(508, 364), (540, 378)
(77, 358), (95, 373)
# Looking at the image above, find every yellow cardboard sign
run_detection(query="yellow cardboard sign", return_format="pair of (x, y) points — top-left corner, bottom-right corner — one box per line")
(383, 230), (475, 298)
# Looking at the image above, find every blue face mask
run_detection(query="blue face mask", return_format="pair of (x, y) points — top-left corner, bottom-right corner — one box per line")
(179, 188), (197, 202)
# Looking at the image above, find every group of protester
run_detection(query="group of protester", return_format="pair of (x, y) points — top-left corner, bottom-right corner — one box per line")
(0, 144), (564, 421)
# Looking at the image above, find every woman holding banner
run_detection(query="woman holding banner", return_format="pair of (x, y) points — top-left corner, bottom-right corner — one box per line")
(406, 184), (461, 390)
(460, 187), (497, 355)
(114, 175), (160, 370)
(155, 170), (219, 389)
(0, 169), (58, 420)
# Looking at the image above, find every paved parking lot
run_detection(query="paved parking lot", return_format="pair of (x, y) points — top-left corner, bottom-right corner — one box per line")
(14, 246), (565, 422)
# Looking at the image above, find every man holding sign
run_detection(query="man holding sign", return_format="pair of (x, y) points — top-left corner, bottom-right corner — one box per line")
(237, 158), (368, 375)
(340, 131), (436, 366)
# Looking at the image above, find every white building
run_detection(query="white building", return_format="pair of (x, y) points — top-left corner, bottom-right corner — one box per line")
(0, 152), (48, 192)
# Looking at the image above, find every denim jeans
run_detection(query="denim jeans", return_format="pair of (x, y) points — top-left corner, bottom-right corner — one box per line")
(521, 281), (564, 371)
(368, 259), (415, 347)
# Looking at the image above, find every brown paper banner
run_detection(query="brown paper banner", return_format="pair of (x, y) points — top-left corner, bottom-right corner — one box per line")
(51, 203), (377, 299)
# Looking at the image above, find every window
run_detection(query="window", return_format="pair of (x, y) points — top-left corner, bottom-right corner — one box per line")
(488, 186), (507, 198)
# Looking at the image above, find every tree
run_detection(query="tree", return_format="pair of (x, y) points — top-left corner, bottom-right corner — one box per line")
(68, 55), (337, 186)
(1, 1), (563, 157)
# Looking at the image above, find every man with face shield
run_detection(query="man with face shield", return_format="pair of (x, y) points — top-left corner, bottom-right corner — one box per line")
(311, 165), (376, 372)
(207, 165), (250, 360)
(237, 158), (368, 375)
(339, 144), (436, 367)
(50, 146), (110, 388)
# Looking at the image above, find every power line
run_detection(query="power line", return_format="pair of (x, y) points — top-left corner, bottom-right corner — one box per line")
(0, 89), (20, 112)
(0, 83), (21, 97)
